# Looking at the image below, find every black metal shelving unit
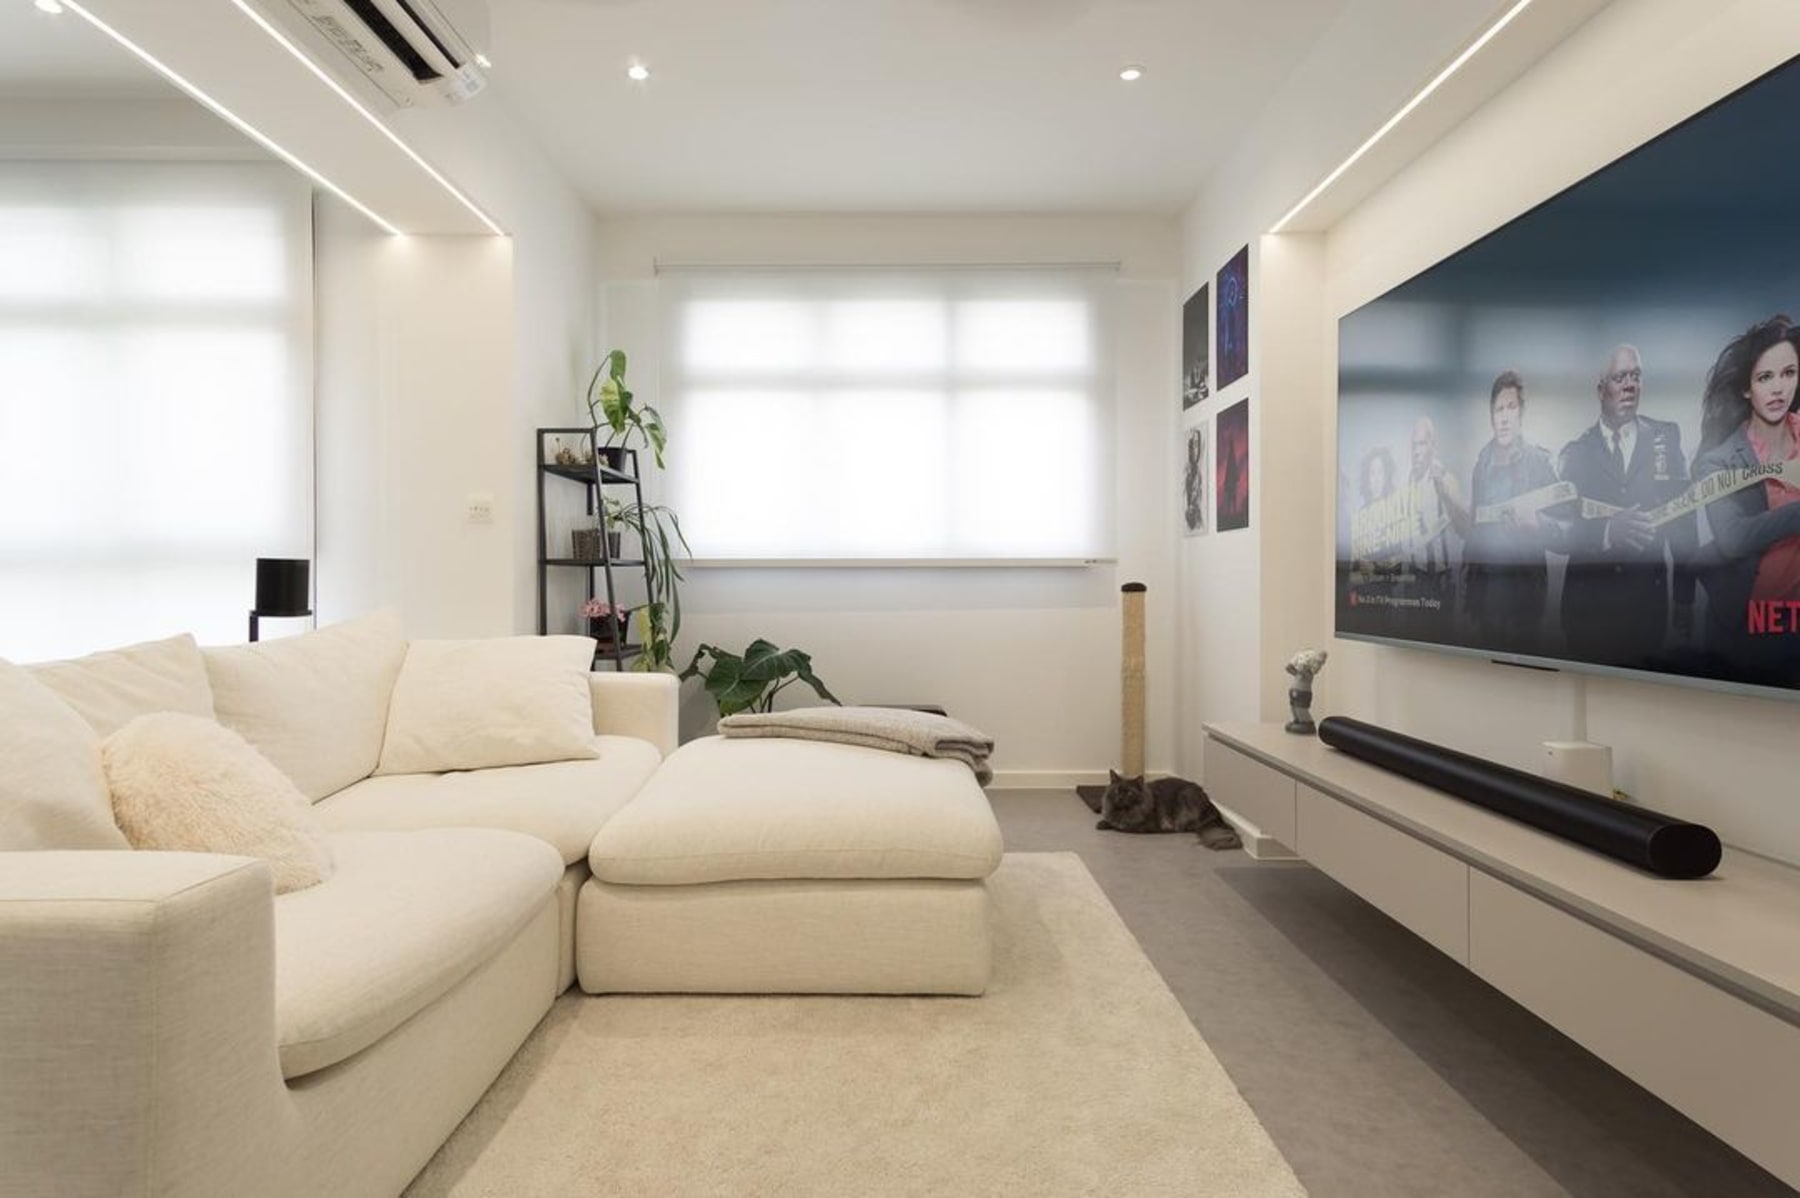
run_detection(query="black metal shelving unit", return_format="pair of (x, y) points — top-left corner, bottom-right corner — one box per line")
(535, 426), (651, 670)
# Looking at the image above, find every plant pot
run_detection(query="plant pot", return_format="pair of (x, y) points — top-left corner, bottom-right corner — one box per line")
(587, 615), (630, 646)
(595, 446), (633, 475)
(606, 530), (623, 559)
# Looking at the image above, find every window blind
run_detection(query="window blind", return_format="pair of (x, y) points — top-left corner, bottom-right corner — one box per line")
(0, 162), (312, 660)
(658, 268), (1115, 562)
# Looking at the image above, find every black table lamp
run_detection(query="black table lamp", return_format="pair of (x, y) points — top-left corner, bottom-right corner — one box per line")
(249, 558), (312, 642)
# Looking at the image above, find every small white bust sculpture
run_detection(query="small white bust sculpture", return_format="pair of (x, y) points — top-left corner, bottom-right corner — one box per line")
(1284, 648), (1328, 734)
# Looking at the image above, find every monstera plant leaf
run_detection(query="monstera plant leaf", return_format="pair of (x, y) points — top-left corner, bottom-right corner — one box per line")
(681, 639), (842, 717)
(584, 349), (667, 468)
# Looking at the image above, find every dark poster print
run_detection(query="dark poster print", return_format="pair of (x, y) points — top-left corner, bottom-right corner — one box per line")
(1216, 398), (1250, 532)
(1216, 246), (1250, 388)
(1181, 284), (1210, 409)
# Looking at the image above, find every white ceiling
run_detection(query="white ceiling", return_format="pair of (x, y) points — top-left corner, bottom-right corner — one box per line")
(0, 1), (173, 96)
(488, 0), (1359, 215)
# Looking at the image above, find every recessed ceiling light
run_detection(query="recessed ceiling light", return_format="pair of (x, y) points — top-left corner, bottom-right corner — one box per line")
(34, 0), (66, 14)
(475, 53), (492, 70)
(1119, 65), (1144, 82)
(627, 62), (650, 82)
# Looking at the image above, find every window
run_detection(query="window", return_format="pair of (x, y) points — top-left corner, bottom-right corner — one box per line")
(0, 163), (312, 660)
(660, 269), (1114, 562)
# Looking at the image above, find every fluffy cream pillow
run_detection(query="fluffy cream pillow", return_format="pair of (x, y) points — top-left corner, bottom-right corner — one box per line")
(0, 659), (129, 851)
(376, 636), (600, 775)
(28, 633), (216, 738)
(103, 713), (335, 894)
(204, 609), (408, 803)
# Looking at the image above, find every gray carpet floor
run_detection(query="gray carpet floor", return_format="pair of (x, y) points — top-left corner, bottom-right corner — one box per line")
(990, 790), (1795, 1198)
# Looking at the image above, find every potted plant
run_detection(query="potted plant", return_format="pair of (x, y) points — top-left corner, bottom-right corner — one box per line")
(681, 639), (841, 717)
(585, 349), (666, 472)
(600, 496), (626, 559)
(580, 598), (630, 646)
(610, 499), (690, 671)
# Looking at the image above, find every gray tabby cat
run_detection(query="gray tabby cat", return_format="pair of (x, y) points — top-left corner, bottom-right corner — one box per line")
(1096, 770), (1242, 850)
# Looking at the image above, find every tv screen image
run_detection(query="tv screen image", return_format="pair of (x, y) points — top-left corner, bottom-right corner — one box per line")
(1336, 53), (1800, 697)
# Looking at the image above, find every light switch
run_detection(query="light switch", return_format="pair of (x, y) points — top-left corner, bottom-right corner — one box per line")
(465, 492), (495, 524)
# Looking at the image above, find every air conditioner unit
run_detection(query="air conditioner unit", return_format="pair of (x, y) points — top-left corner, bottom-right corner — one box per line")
(277, 0), (488, 109)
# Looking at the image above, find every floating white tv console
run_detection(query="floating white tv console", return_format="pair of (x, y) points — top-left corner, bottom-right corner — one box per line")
(1204, 722), (1800, 1189)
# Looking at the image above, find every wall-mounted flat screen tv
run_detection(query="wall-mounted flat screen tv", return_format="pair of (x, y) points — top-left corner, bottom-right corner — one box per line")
(1336, 53), (1800, 698)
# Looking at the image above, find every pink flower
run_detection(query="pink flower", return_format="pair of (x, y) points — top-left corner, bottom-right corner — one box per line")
(581, 599), (614, 619)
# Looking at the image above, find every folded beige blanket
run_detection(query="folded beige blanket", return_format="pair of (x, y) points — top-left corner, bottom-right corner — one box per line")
(717, 706), (995, 785)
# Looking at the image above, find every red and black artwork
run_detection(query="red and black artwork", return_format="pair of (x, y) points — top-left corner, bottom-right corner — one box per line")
(1216, 398), (1250, 532)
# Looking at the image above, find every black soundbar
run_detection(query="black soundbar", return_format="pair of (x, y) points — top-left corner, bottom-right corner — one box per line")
(1316, 716), (1721, 879)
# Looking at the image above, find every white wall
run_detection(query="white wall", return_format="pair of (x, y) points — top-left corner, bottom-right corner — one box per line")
(594, 215), (1180, 783)
(314, 203), (516, 634)
(1181, 0), (1800, 864)
(1176, 0), (1510, 773)
(314, 97), (597, 636)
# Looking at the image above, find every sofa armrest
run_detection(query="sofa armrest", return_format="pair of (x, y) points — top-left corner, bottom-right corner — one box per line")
(589, 671), (680, 759)
(0, 852), (292, 1198)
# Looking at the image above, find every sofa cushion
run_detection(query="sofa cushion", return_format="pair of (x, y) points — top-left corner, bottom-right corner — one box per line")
(274, 828), (561, 1079)
(0, 659), (127, 851)
(589, 736), (1004, 885)
(28, 634), (214, 738)
(203, 610), (407, 803)
(375, 636), (600, 775)
(317, 735), (661, 865)
(102, 713), (334, 894)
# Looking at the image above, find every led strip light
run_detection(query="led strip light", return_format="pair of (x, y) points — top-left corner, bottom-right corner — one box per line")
(57, 0), (402, 235)
(1270, 0), (1537, 234)
(224, 0), (506, 236)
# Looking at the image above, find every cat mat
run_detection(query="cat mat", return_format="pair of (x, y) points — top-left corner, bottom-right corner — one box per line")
(1075, 784), (1106, 814)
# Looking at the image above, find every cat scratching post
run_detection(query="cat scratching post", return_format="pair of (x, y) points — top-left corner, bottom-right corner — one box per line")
(1121, 582), (1146, 779)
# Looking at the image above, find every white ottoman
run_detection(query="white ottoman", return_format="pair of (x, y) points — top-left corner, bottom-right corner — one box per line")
(577, 736), (1003, 995)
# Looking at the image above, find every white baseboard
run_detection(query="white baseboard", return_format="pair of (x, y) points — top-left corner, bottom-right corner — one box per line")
(1210, 801), (1300, 861)
(987, 769), (1174, 791)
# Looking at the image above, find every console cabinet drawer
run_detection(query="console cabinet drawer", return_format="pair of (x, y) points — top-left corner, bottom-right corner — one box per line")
(1469, 871), (1800, 1189)
(1205, 745), (1296, 844)
(1294, 784), (1470, 964)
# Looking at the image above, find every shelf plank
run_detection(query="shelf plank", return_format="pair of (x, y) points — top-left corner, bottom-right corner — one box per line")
(545, 558), (647, 568)
(540, 462), (636, 485)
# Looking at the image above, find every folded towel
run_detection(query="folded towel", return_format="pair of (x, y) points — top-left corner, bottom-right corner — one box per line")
(718, 706), (995, 785)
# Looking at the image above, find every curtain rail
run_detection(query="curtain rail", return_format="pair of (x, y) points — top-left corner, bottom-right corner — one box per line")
(651, 260), (1121, 275)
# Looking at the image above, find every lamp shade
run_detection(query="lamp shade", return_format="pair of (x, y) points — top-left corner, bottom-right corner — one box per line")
(254, 558), (311, 616)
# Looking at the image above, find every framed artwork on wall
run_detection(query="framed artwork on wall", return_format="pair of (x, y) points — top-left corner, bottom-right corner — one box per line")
(1183, 422), (1208, 536)
(1181, 284), (1210, 410)
(1216, 397), (1250, 532)
(1216, 246), (1250, 389)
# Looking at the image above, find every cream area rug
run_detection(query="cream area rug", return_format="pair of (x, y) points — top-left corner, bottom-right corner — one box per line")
(405, 853), (1306, 1197)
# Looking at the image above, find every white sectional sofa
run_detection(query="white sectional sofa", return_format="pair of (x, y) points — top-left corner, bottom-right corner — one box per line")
(0, 613), (678, 1198)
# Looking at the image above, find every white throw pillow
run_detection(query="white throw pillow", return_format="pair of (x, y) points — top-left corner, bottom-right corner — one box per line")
(0, 659), (129, 851)
(376, 636), (600, 775)
(204, 610), (408, 803)
(28, 633), (216, 738)
(103, 713), (335, 894)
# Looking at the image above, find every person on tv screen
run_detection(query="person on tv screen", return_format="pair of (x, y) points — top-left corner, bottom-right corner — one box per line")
(1398, 417), (1461, 632)
(1445, 370), (1564, 655)
(1692, 316), (1800, 675)
(1555, 345), (1698, 666)
(1352, 444), (1397, 572)
(1359, 445), (1396, 508)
